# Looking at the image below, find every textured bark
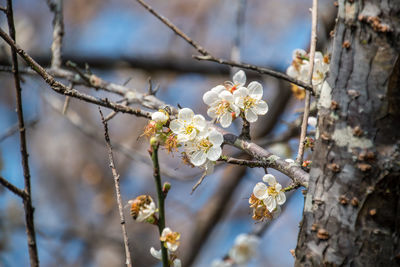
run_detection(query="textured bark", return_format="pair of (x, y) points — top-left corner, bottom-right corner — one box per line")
(295, 0), (400, 266)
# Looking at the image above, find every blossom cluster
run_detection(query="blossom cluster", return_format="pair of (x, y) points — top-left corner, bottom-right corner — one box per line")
(249, 174), (286, 221)
(151, 227), (181, 267)
(211, 233), (260, 267)
(286, 49), (330, 99)
(203, 70), (268, 127)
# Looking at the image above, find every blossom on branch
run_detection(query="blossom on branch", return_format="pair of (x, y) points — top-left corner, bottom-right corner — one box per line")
(228, 233), (260, 265)
(253, 174), (286, 212)
(160, 227), (181, 252)
(129, 195), (157, 223)
(150, 247), (181, 267)
(169, 108), (206, 142)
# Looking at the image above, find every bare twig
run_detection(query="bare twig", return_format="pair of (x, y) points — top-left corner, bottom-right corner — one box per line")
(135, 0), (313, 92)
(99, 109), (133, 267)
(6, 0), (39, 265)
(149, 142), (169, 267)
(0, 119), (38, 143)
(0, 176), (27, 199)
(296, 0), (318, 164)
(191, 172), (207, 194)
(0, 27), (151, 118)
(0, 5), (6, 12)
(218, 156), (265, 168)
(46, 0), (64, 68)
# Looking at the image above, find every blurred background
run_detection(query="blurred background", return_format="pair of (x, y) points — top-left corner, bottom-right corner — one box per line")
(0, 0), (336, 266)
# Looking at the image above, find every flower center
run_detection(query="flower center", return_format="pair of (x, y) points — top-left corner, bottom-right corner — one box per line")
(243, 96), (256, 109)
(267, 186), (279, 197)
(184, 125), (195, 135)
(216, 101), (230, 115)
(164, 232), (180, 245)
(197, 138), (212, 152)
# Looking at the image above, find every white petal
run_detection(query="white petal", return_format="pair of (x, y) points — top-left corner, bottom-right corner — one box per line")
(203, 160), (215, 175)
(173, 259), (182, 267)
(208, 130), (224, 146)
(234, 97), (244, 109)
(178, 108), (194, 122)
(161, 227), (172, 237)
(247, 81), (263, 99)
(253, 100), (268, 115)
(276, 192), (286, 205)
(187, 128), (197, 140)
(275, 183), (282, 191)
(152, 111), (168, 123)
(193, 115), (206, 131)
(231, 104), (240, 115)
(253, 182), (268, 199)
(233, 87), (248, 98)
(203, 91), (219, 105)
(264, 196), (277, 212)
(167, 243), (178, 252)
(245, 108), (258, 123)
(286, 65), (298, 78)
(150, 247), (162, 260)
(211, 85), (226, 94)
(262, 174), (276, 184)
(308, 116), (317, 127)
(207, 107), (218, 119)
(220, 112), (232, 128)
(219, 90), (234, 103)
(314, 51), (323, 61)
(207, 146), (222, 161)
(169, 120), (183, 134)
(177, 133), (189, 143)
(233, 70), (246, 86)
(190, 151), (207, 166)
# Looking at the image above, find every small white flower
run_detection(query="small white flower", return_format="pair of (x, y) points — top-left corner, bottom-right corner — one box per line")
(233, 83), (268, 122)
(211, 259), (233, 267)
(137, 201), (156, 222)
(150, 247), (163, 260)
(262, 174), (286, 212)
(203, 89), (240, 128)
(169, 108), (206, 142)
(160, 227), (180, 252)
(225, 70), (247, 92)
(185, 129), (223, 166)
(229, 234), (260, 265)
(129, 195), (157, 222)
(307, 116), (317, 128)
(151, 111), (169, 124)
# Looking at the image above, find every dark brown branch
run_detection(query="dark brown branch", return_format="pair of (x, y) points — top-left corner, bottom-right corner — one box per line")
(0, 27), (151, 119)
(135, 0), (313, 92)
(218, 156), (265, 168)
(0, 176), (27, 199)
(6, 0), (39, 265)
(99, 109), (133, 267)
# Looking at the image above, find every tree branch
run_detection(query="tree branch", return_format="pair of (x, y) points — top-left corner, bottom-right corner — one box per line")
(99, 109), (133, 267)
(296, 0), (318, 164)
(6, 0), (39, 265)
(218, 155), (265, 168)
(46, 0), (64, 68)
(135, 0), (313, 92)
(0, 176), (27, 199)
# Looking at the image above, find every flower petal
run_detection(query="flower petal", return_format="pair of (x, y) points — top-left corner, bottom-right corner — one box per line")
(207, 146), (222, 161)
(211, 85), (226, 94)
(177, 133), (189, 143)
(264, 196), (277, 212)
(245, 108), (258, 123)
(169, 120), (183, 134)
(233, 70), (246, 86)
(178, 108), (194, 122)
(203, 90), (219, 105)
(219, 90), (234, 103)
(275, 183), (282, 191)
(233, 87), (248, 98)
(262, 174), (276, 185)
(207, 107), (218, 119)
(173, 259), (182, 267)
(220, 112), (232, 128)
(254, 100), (268, 115)
(276, 191), (286, 205)
(150, 247), (162, 260)
(208, 130), (224, 146)
(190, 150), (207, 166)
(193, 115), (206, 131)
(292, 49), (307, 60)
(286, 65), (298, 77)
(247, 81), (263, 99)
(253, 182), (268, 199)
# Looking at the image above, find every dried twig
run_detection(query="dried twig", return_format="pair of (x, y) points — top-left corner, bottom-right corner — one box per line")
(0, 119), (38, 143)
(6, 0), (39, 265)
(99, 108), (133, 267)
(135, 0), (313, 92)
(0, 176), (27, 199)
(296, 0), (318, 164)
(46, 0), (64, 68)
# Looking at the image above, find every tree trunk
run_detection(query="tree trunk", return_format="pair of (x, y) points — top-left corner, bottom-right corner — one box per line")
(295, 0), (400, 266)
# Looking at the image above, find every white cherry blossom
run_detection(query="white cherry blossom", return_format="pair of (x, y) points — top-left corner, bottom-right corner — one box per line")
(228, 233), (260, 265)
(203, 89), (240, 128)
(151, 110), (169, 124)
(169, 108), (206, 142)
(150, 247), (181, 267)
(160, 227), (180, 252)
(225, 70), (246, 93)
(233, 82), (269, 122)
(262, 174), (286, 212)
(185, 129), (223, 166)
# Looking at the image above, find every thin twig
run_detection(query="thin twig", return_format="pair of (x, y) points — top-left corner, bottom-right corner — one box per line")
(218, 156), (265, 168)
(99, 108), (133, 267)
(0, 6), (6, 12)
(0, 119), (38, 143)
(0, 176), (27, 199)
(6, 0), (39, 265)
(0, 27), (151, 119)
(149, 142), (169, 267)
(296, 0), (318, 164)
(135, 0), (313, 92)
(46, 0), (64, 68)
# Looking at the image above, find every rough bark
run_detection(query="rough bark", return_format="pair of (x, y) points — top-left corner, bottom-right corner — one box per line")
(295, 0), (400, 266)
